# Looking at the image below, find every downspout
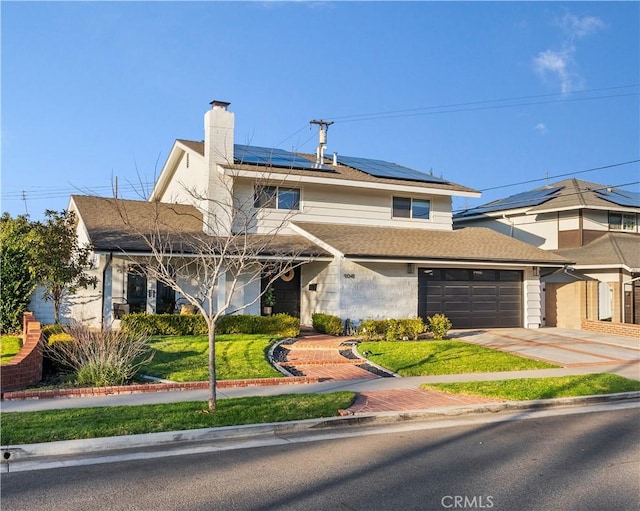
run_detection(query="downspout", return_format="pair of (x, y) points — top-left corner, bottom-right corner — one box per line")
(502, 213), (514, 237)
(101, 253), (113, 330)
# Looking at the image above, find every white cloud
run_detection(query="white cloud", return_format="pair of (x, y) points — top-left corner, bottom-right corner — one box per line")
(532, 11), (606, 93)
(560, 13), (607, 39)
(535, 123), (548, 135)
(533, 47), (582, 94)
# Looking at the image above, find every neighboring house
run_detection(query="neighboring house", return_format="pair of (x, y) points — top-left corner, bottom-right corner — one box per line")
(454, 178), (640, 327)
(32, 101), (568, 330)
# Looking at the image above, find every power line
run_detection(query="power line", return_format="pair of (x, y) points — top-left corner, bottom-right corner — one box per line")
(325, 84), (639, 123)
(480, 160), (640, 192)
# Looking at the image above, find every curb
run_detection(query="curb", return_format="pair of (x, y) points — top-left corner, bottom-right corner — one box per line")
(3, 391), (638, 472)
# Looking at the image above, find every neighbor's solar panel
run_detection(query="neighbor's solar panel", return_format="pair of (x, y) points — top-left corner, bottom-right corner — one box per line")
(456, 186), (563, 217)
(594, 188), (640, 208)
(234, 144), (316, 170)
(335, 155), (449, 184)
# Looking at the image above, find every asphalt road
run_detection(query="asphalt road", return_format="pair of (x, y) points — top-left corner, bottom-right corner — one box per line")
(2, 407), (638, 511)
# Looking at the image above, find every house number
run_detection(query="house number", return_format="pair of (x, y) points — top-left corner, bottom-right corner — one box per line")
(343, 273), (355, 279)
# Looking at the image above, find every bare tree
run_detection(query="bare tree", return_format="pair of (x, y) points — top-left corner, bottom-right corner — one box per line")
(109, 167), (319, 409)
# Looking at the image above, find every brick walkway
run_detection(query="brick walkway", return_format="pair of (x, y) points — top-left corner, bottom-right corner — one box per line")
(344, 388), (499, 414)
(278, 332), (499, 414)
(278, 333), (379, 381)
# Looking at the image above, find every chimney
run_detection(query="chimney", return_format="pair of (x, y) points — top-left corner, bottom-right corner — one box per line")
(205, 100), (234, 166)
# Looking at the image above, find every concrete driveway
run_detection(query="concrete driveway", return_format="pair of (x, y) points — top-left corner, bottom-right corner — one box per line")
(452, 327), (639, 368)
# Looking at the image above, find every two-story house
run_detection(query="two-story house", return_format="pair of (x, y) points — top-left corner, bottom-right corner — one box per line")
(34, 101), (568, 330)
(454, 178), (640, 327)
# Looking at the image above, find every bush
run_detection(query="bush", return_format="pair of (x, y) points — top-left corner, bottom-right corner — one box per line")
(217, 314), (300, 337)
(46, 321), (154, 387)
(427, 314), (452, 340)
(47, 332), (74, 346)
(41, 323), (65, 341)
(312, 313), (343, 336)
(358, 318), (426, 341)
(120, 313), (299, 338)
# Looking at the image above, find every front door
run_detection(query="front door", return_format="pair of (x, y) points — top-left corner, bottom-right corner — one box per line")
(262, 267), (300, 317)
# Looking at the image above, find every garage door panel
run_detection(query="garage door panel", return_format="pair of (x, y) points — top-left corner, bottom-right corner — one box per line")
(418, 269), (523, 328)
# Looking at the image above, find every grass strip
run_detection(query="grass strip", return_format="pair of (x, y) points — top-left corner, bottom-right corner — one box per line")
(1, 335), (22, 364)
(1, 392), (356, 445)
(140, 334), (282, 381)
(358, 340), (557, 376)
(421, 374), (640, 400)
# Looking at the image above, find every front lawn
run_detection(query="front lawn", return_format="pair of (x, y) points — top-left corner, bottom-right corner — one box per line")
(140, 334), (283, 381)
(358, 340), (557, 376)
(1, 392), (356, 445)
(422, 374), (640, 400)
(1, 335), (22, 364)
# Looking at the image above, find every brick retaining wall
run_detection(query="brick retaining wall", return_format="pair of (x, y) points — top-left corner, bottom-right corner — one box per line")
(1, 375), (321, 401)
(581, 319), (640, 339)
(0, 312), (44, 393)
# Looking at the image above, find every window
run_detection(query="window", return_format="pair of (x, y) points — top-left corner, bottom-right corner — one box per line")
(392, 197), (431, 220)
(609, 212), (636, 231)
(254, 185), (300, 210)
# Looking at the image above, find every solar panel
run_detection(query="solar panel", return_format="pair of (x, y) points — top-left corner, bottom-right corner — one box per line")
(456, 186), (563, 217)
(335, 155), (449, 184)
(594, 188), (640, 208)
(234, 144), (317, 170)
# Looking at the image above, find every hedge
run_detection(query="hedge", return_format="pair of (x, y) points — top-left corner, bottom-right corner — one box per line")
(120, 313), (300, 338)
(312, 313), (344, 335)
(357, 318), (426, 341)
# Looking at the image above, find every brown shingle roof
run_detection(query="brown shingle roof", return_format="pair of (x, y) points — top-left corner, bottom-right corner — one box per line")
(553, 232), (640, 270)
(71, 195), (328, 257)
(293, 222), (570, 265)
(175, 139), (477, 195)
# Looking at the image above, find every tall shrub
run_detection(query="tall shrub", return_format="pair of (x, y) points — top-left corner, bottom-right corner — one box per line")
(0, 214), (37, 333)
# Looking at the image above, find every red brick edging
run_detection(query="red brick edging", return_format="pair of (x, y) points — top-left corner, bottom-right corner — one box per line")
(581, 319), (640, 339)
(1, 376), (320, 401)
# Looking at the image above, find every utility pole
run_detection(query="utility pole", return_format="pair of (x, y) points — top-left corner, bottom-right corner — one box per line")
(310, 119), (334, 168)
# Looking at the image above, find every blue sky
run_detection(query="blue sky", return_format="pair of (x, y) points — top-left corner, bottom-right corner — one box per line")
(2, 1), (638, 219)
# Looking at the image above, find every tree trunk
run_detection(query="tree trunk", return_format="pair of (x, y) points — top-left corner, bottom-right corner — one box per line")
(208, 322), (217, 410)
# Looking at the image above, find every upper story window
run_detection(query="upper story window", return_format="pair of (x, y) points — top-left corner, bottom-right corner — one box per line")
(609, 212), (636, 231)
(254, 185), (300, 210)
(392, 197), (431, 220)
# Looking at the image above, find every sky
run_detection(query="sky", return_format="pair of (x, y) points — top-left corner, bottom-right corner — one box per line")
(2, 1), (639, 220)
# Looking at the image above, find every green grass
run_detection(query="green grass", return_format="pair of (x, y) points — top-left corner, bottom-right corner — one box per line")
(140, 334), (283, 381)
(358, 340), (557, 376)
(1, 335), (22, 364)
(422, 374), (640, 400)
(0, 392), (356, 445)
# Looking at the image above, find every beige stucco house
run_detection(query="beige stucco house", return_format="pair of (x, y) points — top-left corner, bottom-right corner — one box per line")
(454, 178), (640, 327)
(31, 101), (569, 330)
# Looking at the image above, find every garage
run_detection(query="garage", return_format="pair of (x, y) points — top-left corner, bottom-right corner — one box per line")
(418, 268), (523, 328)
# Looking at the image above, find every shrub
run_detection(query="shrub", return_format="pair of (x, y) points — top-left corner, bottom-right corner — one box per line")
(120, 313), (299, 338)
(47, 332), (74, 346)
(312, 313), (343, 335)
(41, 323), (65, 341)
(46, 321), (153, 387)
(120, 313), (208, 337)
(358, 318), (426, 341)
(427, 313), (452, 340)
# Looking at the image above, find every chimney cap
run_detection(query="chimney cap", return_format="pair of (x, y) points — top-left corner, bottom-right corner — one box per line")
(210, 100), (231, 110)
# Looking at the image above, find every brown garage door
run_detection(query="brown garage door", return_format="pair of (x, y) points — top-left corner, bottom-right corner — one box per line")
(418, 268), (523, 328)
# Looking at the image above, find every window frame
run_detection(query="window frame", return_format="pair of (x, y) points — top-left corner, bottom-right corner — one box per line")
(254, 185), (301, 211)
(609, 212), (637, 232)
(392, 196), (431, 220)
